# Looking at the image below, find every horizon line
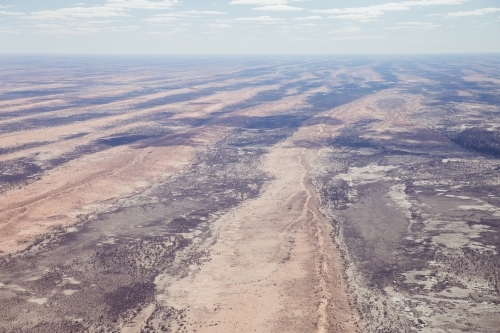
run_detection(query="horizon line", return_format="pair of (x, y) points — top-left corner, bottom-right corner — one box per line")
(1, 52), (499, 56)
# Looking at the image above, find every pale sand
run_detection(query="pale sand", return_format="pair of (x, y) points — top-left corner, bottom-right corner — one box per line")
(155, 144), (359, 333)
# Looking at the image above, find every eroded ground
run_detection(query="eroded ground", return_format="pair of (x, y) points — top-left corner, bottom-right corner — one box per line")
(0, 55), (499, 332)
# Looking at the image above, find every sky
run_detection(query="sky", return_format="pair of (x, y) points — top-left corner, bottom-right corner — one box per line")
(0, 0), (499, 54)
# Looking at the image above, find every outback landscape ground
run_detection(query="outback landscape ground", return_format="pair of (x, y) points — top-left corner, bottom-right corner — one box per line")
(0, 55), (499, 332)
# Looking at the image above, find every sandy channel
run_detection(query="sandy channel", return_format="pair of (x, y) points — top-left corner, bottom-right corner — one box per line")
(156, 145), (359, 332)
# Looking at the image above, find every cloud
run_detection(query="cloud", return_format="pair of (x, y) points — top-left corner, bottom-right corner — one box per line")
(229, 0), (288, 4)
(147, 10), (226, 18)
(210, 23), (231, 28)
(0, 27), (18, 33)
(27, 0), (180, 20)
(234, 15), (283, 22)
(144, 16), (179, 22)
(445, 8), (500, 18)
(294, 16), (322, 20)
(0, 11), (24, 16)
(32, 21), (139, 34)
(144, 10), (225, 23)
(253, 5), (302, 11)
(180, 10), (226, 15)
(313, 0), (468, 22)
(386, 21), (442, 29)
(147, 27), (184, 34)
(329, 26), (362, 33)
(105, 0), (180, 10)
(28, 7), (130, 20)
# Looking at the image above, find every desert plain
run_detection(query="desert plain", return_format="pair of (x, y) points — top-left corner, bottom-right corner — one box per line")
(0, 55), (499, 332)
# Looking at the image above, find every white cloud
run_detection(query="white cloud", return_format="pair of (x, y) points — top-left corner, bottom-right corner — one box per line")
(234, 15), (283, 22)
(253, 5), (302, 11)
(147, 27), (184, 34)
(144, 10), (225, 23)
(294, 15), (321, 20)
(144, 16), (179, 22)
(313, 0), (468, 22)
(229, 0), (288, 4)
(0, 27), (18, 33)
(210, 23), (231, 28)
(329, 26), (362, 33)
(27, 0), (180, 20)
(33, 21), (139, 34)
(28, 7), (130, 20)
(445, 8), (500, 18)
(0, 11), (24, 16)
(180, 10), (226, 15)
(105, 0), (180, 10)
(386, 21), (441, 29)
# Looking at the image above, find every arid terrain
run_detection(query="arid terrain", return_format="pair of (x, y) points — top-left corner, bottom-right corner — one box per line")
(0, 55), (499, 332)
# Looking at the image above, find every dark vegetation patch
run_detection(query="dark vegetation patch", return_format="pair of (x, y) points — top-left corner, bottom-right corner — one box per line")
(370, 264), (401, 289)
(476, 93), (500, 105)
(328, 119), (383, 150)
(175, 117), (211, 127)
(70, 90), (147, 107)
(0, 112), (111, 134)
(0, 89), (69, 100)
(354, 118), (382, 126)
(22, 320), (86, 333)
(373, 63), (399, 83)
(93, 235), (189, 273)
(215, 114), (309, 130)
(320, 180), (350, 210)
(244, 115), (309, 129)
(97, 134), (161, 147)
(308, 88), (379, 111)
(105, 282), (156, 318)
(205, 87), (289, 119)
(0, 106), (79, 121)
(0, 141), (52, 156)
(330, 134), (380, 149)
(25, 270), (64, 294)
(136, 132), (196, 147)
(452, 128), (500, 157)
(62, 132), (89, 140)
(253, 89), (286, 102)
(145, 111), (175, 122)
(133, 90), (215, 109)
(168, 217), (203, 233)
(0, 159), (42, 185)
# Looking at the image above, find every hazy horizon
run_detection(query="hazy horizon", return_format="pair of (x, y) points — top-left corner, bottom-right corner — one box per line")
(1, 0), (499, 54)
